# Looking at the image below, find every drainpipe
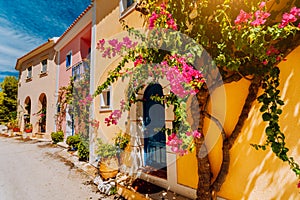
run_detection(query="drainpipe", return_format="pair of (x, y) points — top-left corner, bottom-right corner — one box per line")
(89, 0), (97, 166)
(54, 51), (60, 132)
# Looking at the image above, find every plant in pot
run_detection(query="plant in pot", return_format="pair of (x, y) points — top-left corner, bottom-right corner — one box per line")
(66, 134), (81, 151)
(11, 119), (20, 132)
(96, 138), (119, 180)
(24, 123), (33, 133)
(114, 131), (130, 165)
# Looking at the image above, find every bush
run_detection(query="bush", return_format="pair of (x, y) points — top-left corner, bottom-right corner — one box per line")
(66, 134), (81, 150)
(51, 131), (64, 144)
(78, 140), (89, 161)
(96, 139), (117, 159)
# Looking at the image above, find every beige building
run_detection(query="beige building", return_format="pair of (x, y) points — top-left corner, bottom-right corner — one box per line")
(15, 38), (59, 139)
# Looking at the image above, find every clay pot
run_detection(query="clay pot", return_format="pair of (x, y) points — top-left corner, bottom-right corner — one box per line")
(98, 157), (119, 180)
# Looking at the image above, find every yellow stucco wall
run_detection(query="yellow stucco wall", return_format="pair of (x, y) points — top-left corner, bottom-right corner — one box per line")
(93, 1), (300, 199)
(93, 0), (144, 145)
(177, 46), (300, 199)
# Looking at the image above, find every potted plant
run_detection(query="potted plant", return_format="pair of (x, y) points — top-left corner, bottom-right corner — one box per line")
(114, 131), (130, 151)
(24, 123), (33, 133)
(66, 134), (81, 151)
(11, 119), (20, 132)
(96, 139), (119, 180)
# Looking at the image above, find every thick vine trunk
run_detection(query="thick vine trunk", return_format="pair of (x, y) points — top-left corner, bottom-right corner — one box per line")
(194, 76), (261, 199)
(195, 85), (212, 200)
(211, 76), (261, 193)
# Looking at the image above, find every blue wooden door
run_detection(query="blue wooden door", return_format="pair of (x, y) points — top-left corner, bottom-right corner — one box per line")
(143, 84), (166, 170)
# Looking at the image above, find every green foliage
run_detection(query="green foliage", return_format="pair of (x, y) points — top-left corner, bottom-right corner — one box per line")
(25, 123), (32, 129)
(77, 140), (89, 161)
(0, 76), (18, 124)
(256, 67), (300, 177)
(66, 134), (81, 150)
(94, 0), (300, 183)
(51, 131), (64, 144)
(96, 139), (117, 159)
(114, 131), (130, 150)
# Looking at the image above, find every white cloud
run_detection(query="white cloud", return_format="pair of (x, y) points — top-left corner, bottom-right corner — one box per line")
(0, 17), (44, 73)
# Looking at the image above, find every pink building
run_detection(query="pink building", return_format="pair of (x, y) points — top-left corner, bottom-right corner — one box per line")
(54, 5), (92, 138)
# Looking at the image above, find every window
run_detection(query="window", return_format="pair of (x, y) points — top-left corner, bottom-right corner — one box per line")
(66, 51), (72, 68)
(120, 0), (135, 16)
(100, 87), (112, 110)
(41, 59), (47, 73)
(72, 62), (81, 81)
(27, 66), (32, 79)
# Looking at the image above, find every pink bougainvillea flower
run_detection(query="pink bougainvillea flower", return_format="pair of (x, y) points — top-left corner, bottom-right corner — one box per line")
(279, 7), (300, 28)
(234, 10), (252, 25)
(134, 55), (145, 67)
(192, 130), (201, 139)
(259, 2), (266, 9)
(262, 60), (268, 65)
(251, 10), (270, 26)
(96, 39), (105, 51)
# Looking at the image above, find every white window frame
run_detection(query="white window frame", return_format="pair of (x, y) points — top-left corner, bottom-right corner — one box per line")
(41, 59), (48, 74)
(66, 51), (72, 68)
(72, 62), (81, 81)
(100, 86), (112, 111)
(27, 66), (32, 79)
(119, 0), (135, 18)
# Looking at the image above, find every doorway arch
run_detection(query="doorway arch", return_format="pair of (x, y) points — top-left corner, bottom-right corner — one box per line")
(143, 83), (167, 175)
(24, 96), (31, 125)
(38, 93), (47, 133)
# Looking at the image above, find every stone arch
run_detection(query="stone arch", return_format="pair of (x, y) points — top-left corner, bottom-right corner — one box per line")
(38, 93), (47, 133)
(24, 96), (31, 124)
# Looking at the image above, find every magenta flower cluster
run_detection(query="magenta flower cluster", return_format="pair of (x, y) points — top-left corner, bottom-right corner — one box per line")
(149, 3), (177, 30)
(89, 119), (100, 129)
(162, 55), (204, 98)
(279, 7), (300, 28)
(166, 130), (202, 155)
(79, 94), (93, 106)
(186, 130), (202, 139)
(234, 2), (270, 28)
(166, 133), (187, 156)
(96, 37), (137, 58)
(104, 99), (125, 126)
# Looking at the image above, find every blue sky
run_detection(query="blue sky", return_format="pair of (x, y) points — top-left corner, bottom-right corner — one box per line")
(0, 0), (91, 83)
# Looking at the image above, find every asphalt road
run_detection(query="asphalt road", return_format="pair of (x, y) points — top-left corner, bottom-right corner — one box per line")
(0, 136), (101, 200)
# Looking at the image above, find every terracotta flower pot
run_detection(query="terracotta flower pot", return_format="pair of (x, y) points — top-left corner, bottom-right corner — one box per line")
(13, 127), (20, 132)
(98, 157), (119, 180)
(25, 128), (32, 133)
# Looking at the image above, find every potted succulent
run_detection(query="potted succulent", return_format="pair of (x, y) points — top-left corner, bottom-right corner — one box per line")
(96, 139), (119, 180)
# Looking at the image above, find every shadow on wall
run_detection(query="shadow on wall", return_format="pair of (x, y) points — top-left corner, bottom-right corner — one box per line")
(219, 56), (300, 199)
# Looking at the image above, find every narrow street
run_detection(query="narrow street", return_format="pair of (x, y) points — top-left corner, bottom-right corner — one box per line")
(0, 136), (101, 200)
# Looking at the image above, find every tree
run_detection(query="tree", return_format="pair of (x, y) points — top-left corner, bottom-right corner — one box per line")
(0, 76), (18, 124)
(94, 1), (300, 199)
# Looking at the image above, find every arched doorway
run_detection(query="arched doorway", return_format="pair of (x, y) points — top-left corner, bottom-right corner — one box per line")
(24, 97), (31, 125)
(143, 83), (167, 177)
(38, 93), (47, 133)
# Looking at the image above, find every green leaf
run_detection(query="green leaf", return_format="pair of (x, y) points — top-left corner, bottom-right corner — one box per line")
(262, 113), (272, 121)
(277, 100), (284, 105)
(265, 126), (273, 136)
(260, 105), (268, 112)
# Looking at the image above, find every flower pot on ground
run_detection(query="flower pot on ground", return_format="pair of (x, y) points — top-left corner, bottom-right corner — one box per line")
(12, 127), (20, 132)
(66, 134), (81, 151)
(96, 139), (119, 180)
(24, 123), (32, 133)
